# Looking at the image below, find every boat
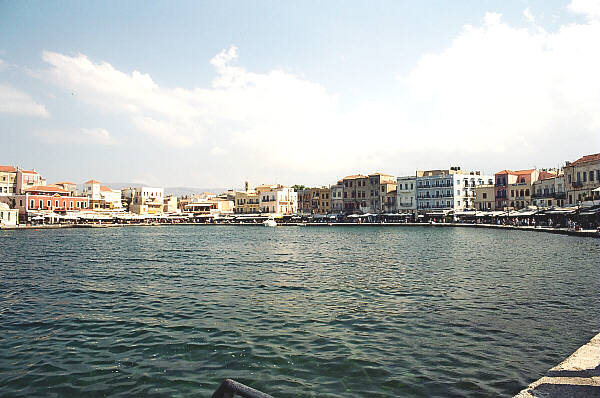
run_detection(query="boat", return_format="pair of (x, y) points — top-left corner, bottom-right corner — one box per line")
(263, 218), (277, 227)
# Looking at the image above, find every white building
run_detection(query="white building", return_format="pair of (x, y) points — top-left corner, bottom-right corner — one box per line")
(0, 203), (18, 226)
(397, 176), (417, 216)
(259, 186), (298, 215)
(416, 167), (494, 215)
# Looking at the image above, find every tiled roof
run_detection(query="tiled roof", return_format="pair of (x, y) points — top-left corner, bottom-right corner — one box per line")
(569, 153), (600, 166)
(100, 185), (112, 192)
(24, 185), (68, 193)
(85, 179), (101, 184)
(53, 181), (76, 185)
(0, 165), (16, 173)
(20, 169), (38, 174)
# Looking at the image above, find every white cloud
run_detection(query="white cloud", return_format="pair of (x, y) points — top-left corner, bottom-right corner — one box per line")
(39, 9), (600, 183)
(568, 0), (600, 20)
(36, 127), (118, 146)
(0, 84), (50, 117)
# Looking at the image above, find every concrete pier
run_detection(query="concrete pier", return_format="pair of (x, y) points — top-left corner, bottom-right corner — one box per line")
(514, 333), (600, 397)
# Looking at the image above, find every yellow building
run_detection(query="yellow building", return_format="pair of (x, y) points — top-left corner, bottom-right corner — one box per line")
(234, 190), (260, 214)
(0, 165), (17, 195)
(564, 153), (600, 205)
(473, 184), (496, 210)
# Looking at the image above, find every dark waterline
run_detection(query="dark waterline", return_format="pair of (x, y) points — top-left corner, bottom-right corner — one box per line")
(1, 226), (598, 397)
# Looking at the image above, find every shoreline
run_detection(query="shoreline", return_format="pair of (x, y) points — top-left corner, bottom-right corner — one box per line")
(1, 221), (598, 238)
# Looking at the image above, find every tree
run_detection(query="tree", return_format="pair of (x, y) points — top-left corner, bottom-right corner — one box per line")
(292, 184), (306, 192)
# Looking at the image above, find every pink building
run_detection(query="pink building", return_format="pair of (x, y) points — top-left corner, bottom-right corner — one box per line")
(6, 185), (90, 220)
(16, 169), (44, 194)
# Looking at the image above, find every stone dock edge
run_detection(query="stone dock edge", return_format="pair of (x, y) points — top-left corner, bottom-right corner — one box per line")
(514, 333), (600, 398)
(1, 222), (598, 238)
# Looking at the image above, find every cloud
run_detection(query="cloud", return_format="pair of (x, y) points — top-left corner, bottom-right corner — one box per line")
(568, 0), (600, 20)
(39, 8), (600, 183)
(0, 84), (50, 117)
(35, 127), (118, 146)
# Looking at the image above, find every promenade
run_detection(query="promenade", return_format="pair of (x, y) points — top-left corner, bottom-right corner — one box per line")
(514, 333), (600, 398)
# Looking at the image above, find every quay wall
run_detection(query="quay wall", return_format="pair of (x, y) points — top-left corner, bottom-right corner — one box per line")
(1, 222), (598, 238)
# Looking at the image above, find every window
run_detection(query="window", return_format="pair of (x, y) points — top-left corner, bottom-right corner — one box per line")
(30, 199), (34, 208)
(583, 172), (587, 182)
(39, 200), (43, 208)
(482, 193), (487, 199)
(590, 171), (594, 181)
(568, 175), (572, 183)
(577, 172), (581, 182)
(47, 200), (51, 207)
(525, 189), (530, 196)
(55, 200), (59, 207)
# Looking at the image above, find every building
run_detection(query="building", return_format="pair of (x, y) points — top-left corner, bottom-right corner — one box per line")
(83, 180), (122, 210)
(3, 185), (89, 220)
(16, 169), (45, 194)
(397, 176), (417, 216)
(383, 189), (397, 213)
(532, 175), (566, 208)
(416, 167), (494, 214)
(233, 182), (261, 214)
(330, 182), (344, 214)
(339, 174), (368, 213)
(259, 185), (298, 215)
(368, 173), (396, 213)
(563, 153), (600, 205)
(185, 197), (234, 215)
(164, 195), (178, 213)
(0, 166), (17, 196)
(0, 203), (18, 226)
(494, 169), (549, 210)
(297, 188), (314, 215)
(123, 186), (164, 215)
(473, 184), (496, 211)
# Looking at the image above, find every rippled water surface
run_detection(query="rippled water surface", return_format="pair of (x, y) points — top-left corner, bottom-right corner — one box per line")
(1, 226), (598, 397)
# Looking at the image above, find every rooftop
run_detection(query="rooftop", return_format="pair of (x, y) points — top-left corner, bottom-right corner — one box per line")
(0, 165), (16, 173)
(85, 179), (101, 184)
(567, 153), (600, 167)
(25, 185), (68, 193)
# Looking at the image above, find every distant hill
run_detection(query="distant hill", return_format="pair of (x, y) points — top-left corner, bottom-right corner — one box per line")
(76, 183), (231, 197)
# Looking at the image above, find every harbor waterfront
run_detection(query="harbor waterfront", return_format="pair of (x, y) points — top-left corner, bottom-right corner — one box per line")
(1, 226), (598, 397)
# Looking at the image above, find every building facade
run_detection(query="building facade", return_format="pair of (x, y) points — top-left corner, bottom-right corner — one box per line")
(532, 175), (566, 208)
(123, 186), (165, 215)
(396, 176), (417, 216)
(330, 183), (344, 214)
(259, 186), (298, 215)
(340, 175), (368, 213)
(563, 153), (600, 205)
(0, 166), (17, 196)
(473, 184), (496, 211)
(3, 185), (90, 220)
(367, 173), (396, 213)
(417, 167), (493, 214)
(0, 203), (18, 226)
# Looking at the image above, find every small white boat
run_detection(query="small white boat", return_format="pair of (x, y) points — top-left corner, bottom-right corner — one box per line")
(263, 219), (277, 227)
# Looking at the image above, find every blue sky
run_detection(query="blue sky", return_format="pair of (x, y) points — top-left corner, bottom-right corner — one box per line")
(1, 0), (598, 188)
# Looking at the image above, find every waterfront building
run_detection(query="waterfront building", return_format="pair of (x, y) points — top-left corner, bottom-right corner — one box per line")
(259, 185), (298, 215)
(16, 169), (45, 194)
(0, 166), (17, 196)
(473, 184), (496, 211)
(563, 153), (600, 205)
(340, 174), (369, 213)
(330, 182), (344, 214)
(0, 203), (18, 226)
(532, 175), (566, 208)
(123, 186), (164, 215)
(383, 188), (397, 213)
(368, 173), (396, 213)
(3, 185), (90, 220)
(163, 195), (178, 213)
(233, 182), (260, 214)
(185, 197), (233, 216)
(416, 167), (493, 215)
(397, 176), (417, 217)
(83, 180), (122, 210)
(494, 169), (554, 210)
(297, 188), (314, 215)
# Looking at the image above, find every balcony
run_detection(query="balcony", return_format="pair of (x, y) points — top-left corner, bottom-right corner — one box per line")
(572, 181), (583, 188)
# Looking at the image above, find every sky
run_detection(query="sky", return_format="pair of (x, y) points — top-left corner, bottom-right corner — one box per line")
(1, 0), (599, 188)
